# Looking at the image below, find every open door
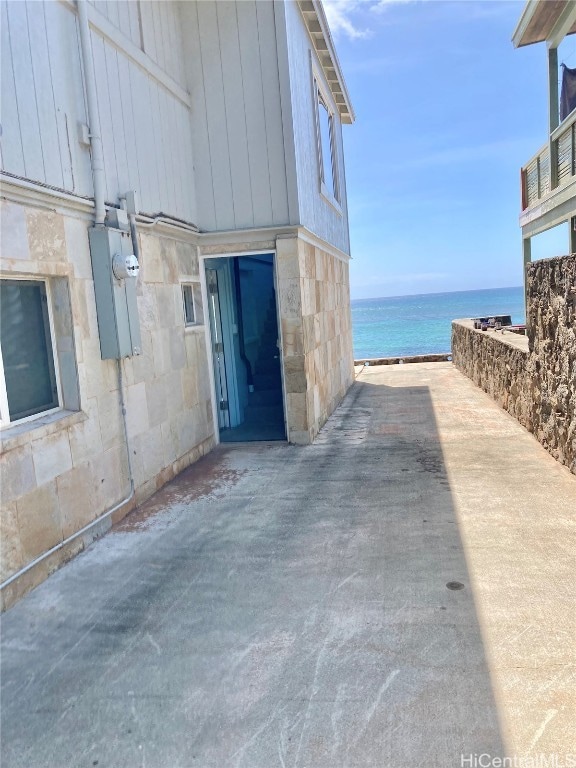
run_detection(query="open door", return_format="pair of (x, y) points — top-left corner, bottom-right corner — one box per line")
(205, 255), (285, 442)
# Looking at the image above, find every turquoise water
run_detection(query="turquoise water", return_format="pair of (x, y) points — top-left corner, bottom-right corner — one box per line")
(351, 286), (525, 359)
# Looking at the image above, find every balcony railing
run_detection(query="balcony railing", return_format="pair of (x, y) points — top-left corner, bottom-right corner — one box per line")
(521, 114), (576, 211)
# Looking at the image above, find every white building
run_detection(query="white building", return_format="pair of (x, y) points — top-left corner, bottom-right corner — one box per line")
(0, 0), (355, 608)
(513, 0), (576, 288)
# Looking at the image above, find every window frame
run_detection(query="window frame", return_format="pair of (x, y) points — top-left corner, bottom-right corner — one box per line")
(181, 281), (202, 328)
(313, 74), (341, 209)
(0, 277), (63, 429)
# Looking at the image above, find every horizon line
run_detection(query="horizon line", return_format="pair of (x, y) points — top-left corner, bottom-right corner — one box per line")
(350, 285), (523, 302)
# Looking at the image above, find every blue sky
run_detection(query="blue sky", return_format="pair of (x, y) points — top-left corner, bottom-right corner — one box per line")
(326, 0), (569, 299)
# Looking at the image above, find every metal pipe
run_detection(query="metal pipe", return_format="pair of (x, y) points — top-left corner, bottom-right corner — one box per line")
(77, 0), (106, 225)
(1, 360), (135, 593)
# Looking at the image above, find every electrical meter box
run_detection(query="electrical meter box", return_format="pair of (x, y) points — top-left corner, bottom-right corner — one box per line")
(89, 226), (142, 359)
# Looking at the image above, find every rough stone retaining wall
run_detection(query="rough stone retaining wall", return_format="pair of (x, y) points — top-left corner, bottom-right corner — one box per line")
(526, 255), (575, 472)
(452, 254), (575, 474)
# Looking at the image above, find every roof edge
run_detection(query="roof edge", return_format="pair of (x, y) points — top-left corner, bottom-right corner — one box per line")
(298, 0), (355, 124)
(512, 0), (538, 47)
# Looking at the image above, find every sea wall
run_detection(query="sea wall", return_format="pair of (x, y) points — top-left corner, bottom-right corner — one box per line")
(452, 254), (576, 474)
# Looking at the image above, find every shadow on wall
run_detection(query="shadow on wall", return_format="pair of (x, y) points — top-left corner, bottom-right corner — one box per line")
(0, 379), (505, 766)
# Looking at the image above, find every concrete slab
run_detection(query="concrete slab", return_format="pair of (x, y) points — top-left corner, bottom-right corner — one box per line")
(1, 362), (575, 767)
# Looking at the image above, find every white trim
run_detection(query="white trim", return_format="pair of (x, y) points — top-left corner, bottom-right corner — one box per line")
(1, 178), (352, 261)
(297, 0), (355, 124)
(0, 343), (10, 428)
(550, 107), (576, 141)
(0, 173), (95, 217)
(512, 0), (538, 48)
(296, 227), (351, 263)
(0, 277), (63, 429)
(44, 279), (64, 411)
(312, 60), (341, 209)
(63, 0), (193, 109)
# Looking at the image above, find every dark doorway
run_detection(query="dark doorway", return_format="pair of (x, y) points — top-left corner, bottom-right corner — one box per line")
(205, 254), (285, 442)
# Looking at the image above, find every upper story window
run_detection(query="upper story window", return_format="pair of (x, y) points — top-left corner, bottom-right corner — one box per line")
(314, 79), (340, 205)
(0, 279), (60, 426)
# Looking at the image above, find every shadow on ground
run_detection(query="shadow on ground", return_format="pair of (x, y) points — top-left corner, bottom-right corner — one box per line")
(1, 378), (504, 768)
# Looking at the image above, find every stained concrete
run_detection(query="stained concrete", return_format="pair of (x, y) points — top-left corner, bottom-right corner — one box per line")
(1, 362), (575, 768)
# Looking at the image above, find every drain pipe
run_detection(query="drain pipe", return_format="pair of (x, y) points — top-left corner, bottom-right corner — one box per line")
(1, 9), (136, 593)
(77, 0), (106, 225)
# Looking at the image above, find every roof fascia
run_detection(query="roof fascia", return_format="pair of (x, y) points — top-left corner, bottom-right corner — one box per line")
(298, 0), (355, 124)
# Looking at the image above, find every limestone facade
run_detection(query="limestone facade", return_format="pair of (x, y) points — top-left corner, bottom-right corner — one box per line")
(452, 254), (576, 474)
(276, 236), (354, 444)
(1, 209), (354, 608)
(0, 199), (215, 609)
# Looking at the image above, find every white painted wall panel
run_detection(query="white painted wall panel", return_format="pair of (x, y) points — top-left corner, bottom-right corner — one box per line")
(1, 0), (196, 222)
(1, 1), (25, 176)
(181, 0), (289, 232)
(89, 0), (186, 84)
(6, 1), (46, 184)
(283, 2), (350, 255)
(1, 0), (92, 195)
(257, 0), (292, 225)
(44, 1), (93, 195)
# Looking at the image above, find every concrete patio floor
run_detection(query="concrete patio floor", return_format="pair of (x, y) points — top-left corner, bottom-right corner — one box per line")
(1, 362), (575, 768)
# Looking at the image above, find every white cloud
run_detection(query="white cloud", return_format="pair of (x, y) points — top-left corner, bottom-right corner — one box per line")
(323, 0), (419, 41)
(323, 0), (372, 40)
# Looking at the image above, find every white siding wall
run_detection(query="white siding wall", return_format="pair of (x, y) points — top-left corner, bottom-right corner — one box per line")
(283, 1), (350, 255)
(181, 0), (290, 231)
(0, 1), (197, 223)
(1, 0), (93, 195)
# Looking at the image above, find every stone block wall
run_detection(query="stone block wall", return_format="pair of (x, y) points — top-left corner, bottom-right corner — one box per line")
(0, 200), (215, 609)
(525, 255), (575, 471)
(277, 235), (354, 443)
(452, 254), (575, 474)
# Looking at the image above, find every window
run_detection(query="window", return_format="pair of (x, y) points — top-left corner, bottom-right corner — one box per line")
(182, 283), (203, 327)
(315, 80), (340, 204)
(0, 279), (60, 425)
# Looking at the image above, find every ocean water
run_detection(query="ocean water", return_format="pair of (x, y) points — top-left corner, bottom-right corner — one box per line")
(351, 286), (525, 359)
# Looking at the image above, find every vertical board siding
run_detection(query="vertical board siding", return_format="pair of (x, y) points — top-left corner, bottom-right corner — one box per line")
(6, 1), (45, 183)
(236, 1), (273, 225)
(1, 0), (196, 222)
(196, 1), (236, 229)
(1, 1), (25, 176)
(256, 0), (290, 225)
(184, 2), (217, 229)
(181, 0), (289, 232)
(284, 2), (350, 255)
(26, 2), (64, 188)
(87, 1), (187, 90)
(216, 1), (254, 229)
(44, 0), (92, 195)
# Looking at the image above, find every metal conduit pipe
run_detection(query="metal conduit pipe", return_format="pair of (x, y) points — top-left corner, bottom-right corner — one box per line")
(77, 0), (106, 225)
(0, 362), (135, 592)
(2, 4), (138, 596)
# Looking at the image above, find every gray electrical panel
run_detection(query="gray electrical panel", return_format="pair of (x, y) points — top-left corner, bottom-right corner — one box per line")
(89, 226), (142, 359)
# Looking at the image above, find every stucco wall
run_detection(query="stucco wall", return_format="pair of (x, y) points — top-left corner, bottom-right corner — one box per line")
(277, 235), (354, 443)
(452, 254), (576, 474)
(0, 201), (215, 609)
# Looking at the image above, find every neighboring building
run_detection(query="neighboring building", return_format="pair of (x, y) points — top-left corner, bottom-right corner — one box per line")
(0, 0), (355, 607)
(513, 0), (576, 299)
(452, 1), (576, 476)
